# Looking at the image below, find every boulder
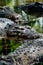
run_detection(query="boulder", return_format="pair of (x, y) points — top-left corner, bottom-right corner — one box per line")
(0, 36), (43, 65)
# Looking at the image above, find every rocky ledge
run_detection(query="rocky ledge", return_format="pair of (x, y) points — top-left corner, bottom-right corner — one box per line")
(0, 21), (43, 65)
(0, 37), (43, 65)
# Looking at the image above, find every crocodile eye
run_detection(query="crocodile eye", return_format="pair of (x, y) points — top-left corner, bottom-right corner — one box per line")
(16, 17), (19, 20)
(20, 28), (24, 30)
(4, 27), (7, 29)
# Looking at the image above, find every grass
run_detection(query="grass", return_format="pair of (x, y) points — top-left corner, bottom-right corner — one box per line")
(10, 40), (21, 52)
(0, 39), (22, 55)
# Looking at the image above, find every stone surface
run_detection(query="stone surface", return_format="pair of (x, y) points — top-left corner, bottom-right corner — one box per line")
(0, 37), (43, 65)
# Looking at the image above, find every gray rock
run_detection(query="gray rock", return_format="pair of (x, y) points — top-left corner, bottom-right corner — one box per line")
(0, 37), (43, 65)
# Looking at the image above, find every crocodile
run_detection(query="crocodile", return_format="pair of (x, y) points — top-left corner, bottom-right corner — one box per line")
(0, 5), (43, 65)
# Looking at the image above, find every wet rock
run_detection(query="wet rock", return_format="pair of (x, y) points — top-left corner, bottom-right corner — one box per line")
(20, 2), (43, 17)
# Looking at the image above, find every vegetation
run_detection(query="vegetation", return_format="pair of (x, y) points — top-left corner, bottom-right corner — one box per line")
(0, 39), (21, 55)
(34, 62), (43, 65)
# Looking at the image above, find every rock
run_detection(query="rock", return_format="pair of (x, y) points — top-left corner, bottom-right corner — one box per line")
(0, 37), (43, 65)
(20, 2), (43, 17)
(0, 6), (26, 24)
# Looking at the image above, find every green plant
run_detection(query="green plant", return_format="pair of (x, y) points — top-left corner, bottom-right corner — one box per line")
(0, 39), (21, 55)
(10, 40), (21, 52)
